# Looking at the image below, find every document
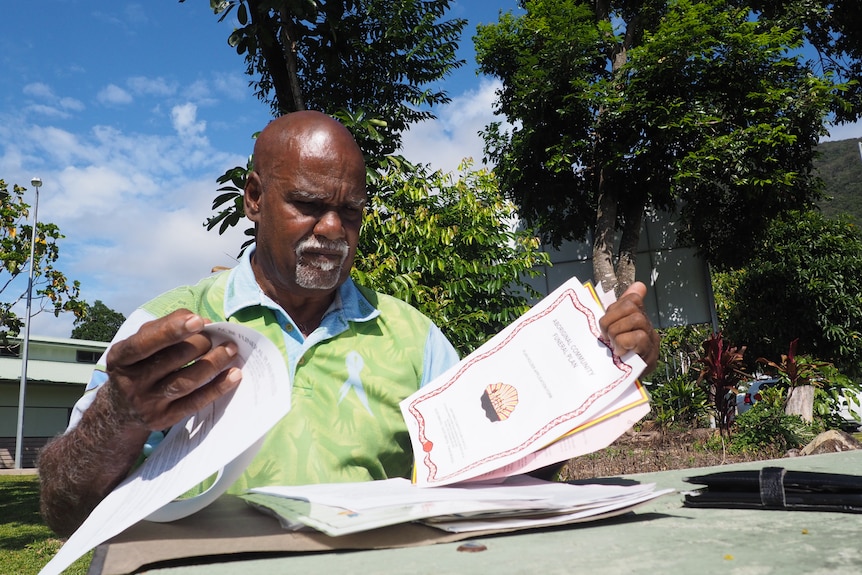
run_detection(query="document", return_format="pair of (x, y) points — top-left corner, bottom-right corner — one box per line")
(38, 323), (292, 575)
(401, 276), (648, 486)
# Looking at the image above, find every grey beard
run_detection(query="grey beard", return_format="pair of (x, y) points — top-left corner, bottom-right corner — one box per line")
(295, 238), (348, 289)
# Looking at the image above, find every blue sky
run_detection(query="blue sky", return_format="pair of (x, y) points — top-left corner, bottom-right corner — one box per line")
(1, 1), (860, 338)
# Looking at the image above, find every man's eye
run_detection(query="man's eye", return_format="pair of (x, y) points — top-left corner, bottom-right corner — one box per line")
(294, 200), (321, 211)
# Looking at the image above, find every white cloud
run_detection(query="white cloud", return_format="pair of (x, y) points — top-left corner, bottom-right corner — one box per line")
(211, 72), (249, 101)
(24, 104), (73, 119)
(23, 82), (55, 99)
(171, 103), (207, 140)
(182, 79), (219, 107)
(22, 82), (85, 117)
(0, 110), (247, 337)
(97, 84), (134, 105)
(59, 97), (85, 112)
(127, 76), (177, 97)
(400, 78), (503, 174)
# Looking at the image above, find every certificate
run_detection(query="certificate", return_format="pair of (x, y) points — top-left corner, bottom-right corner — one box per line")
(402, 276), (647, 486)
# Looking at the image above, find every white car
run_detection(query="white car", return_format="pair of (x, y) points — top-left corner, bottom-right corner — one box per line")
(735, 378), (781, 415)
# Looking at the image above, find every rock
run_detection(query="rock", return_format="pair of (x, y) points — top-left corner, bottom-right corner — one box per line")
(799, 430), (862, 456)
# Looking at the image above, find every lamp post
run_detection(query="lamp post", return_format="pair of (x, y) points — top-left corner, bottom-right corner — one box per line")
(14, 177), (42, 469)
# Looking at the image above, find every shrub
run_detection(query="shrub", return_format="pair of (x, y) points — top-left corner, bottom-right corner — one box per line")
(730, 387), (818, 454)
(647, 376), (710, 429)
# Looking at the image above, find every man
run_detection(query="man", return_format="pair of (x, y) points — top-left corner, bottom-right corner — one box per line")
(38, 111), (660, 537)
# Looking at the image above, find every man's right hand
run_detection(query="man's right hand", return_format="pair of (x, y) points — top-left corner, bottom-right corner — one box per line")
(105, 309), (243, 432)
(38, 309), (243, 537)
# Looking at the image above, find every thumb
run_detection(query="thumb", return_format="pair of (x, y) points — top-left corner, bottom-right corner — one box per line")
(621, 281), (647, 300)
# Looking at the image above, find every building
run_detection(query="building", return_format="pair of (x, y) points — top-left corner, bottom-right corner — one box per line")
(0, 335), (107, 468)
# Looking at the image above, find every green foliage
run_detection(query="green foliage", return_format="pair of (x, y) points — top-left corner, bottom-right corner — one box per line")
(722, 210), (862, 378)
(757, 339), (861, 428)
(71, 300), (126, 342)
(653, 323), (713, 385)
(354, 158), (551, 356)
(646, 376), (710, 429)
(475, 0), (841, 287)
(816, 138), (862, 228)
(739, 0), (862, 122)
(730, 392), (817, 454)
(0, 475), (90, 574)
(0, 180), (85, 341)
(812, 363), (861, 429)
(186, 0), (465, 158)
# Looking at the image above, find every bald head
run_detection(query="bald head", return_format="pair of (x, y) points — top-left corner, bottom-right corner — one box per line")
(253, 111), (365, 182)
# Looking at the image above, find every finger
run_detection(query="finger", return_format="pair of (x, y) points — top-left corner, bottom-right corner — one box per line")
(159, 367), (243, 428)
(135, 332), (220, 385)
(108, 310), (206, 368)
(600, 287), (647, 334)
(158, 339), (239, 399)
(118, 342), (242, 430)
(621, 281), (647, 300)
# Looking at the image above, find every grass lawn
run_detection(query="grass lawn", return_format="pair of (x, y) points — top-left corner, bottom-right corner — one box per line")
(0, 474), (91, 575)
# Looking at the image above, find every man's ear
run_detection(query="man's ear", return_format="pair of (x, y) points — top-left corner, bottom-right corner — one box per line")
(244, 171), (262, 223)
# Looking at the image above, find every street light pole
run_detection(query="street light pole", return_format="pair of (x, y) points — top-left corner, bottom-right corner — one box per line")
(14, 177), (42, 469)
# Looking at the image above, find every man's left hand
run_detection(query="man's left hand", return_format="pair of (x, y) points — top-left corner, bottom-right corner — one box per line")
(599, 281), (660, 374)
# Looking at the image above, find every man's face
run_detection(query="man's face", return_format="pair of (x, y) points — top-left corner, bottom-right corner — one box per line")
(247, 138), (367, 299)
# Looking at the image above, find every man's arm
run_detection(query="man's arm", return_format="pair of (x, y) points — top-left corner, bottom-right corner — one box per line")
(38, 310), (242, 537)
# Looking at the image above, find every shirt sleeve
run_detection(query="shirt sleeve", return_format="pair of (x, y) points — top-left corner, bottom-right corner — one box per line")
(420, 323), (460, 387)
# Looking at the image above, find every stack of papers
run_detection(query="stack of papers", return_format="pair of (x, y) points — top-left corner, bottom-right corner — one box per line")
(241, 476), (673, 536)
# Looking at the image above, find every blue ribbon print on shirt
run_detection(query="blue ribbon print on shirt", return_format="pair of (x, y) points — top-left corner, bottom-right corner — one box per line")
(338, 351), (372, 414)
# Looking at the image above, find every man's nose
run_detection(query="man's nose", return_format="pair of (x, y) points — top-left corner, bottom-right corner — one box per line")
(313, 209), (346, 240)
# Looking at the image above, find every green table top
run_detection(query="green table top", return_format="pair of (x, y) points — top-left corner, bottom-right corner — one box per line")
(94, 450), (862, 575)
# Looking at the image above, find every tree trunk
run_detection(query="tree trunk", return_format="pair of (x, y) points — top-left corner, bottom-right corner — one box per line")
(593, 175), (618, 294)
(248, 0), (304, 114)
(785, 385), (815, 422)
(591, 8), (645, 296)
(615, 199), (643, 296)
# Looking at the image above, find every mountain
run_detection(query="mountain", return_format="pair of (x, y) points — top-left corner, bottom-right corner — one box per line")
(815, 138), (862, 227)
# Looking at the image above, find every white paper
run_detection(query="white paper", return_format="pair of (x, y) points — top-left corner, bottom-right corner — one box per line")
(39, 322), (291, 575)
(401, 276), (647, 486)
(243, 475), (673, 536)
(425, 487), (675, 533)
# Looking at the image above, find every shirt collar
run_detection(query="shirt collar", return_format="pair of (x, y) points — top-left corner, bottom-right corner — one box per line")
(223, 245), (379, 324)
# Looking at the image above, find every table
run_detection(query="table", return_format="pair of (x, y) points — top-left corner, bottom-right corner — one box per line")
(89, 450), (862, 575)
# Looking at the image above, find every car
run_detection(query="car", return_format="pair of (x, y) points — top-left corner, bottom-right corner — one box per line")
(735, 378), (781, 415)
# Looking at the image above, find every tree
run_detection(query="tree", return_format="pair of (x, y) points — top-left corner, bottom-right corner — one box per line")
(739, 0), (862, 123)
(71, 300), (126, 342)
(0, 179), (85, 341)
(719, 210), (862, 379)
(184, 0), (466, 157)
(354, 158), (551, 355)
(475, 0), (841, 294)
